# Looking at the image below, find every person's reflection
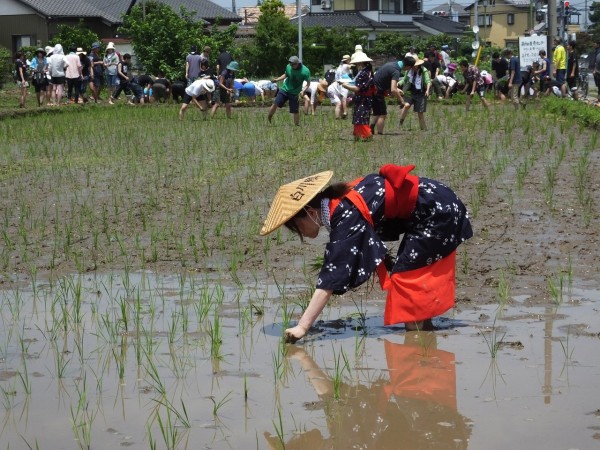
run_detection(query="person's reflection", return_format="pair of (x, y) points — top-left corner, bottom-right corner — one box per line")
(265, 332), (471, 449)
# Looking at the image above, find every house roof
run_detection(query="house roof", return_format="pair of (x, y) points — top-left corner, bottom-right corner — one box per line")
(18, 0), (132, 24)
(16, 0), (240, 24)
(425, 4), (468, 16)
(414, 13), (467, 34)
(155, 0), (241, 21)
(464, 0), (530, 9)
(289, 12), (387, 28)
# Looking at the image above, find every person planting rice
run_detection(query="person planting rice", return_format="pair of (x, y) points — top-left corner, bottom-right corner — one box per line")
(260, 165), (473, 343)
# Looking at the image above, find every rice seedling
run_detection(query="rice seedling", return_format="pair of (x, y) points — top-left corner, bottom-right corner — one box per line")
(70, 374), (98, 450)
(547, 272), (564, 306)
(271, 406), (286, 449)
(348, 298), (368, 335)
(278, 302), (295, 330)
(496, 270), (511, 314)
(329, 346), (351, 400)
(480, 318), (505, 359)
(155, 406), (181, 450)
(208, 311), (223, 360)
(209, 391), (232, 418)
(19, 434), (40, 450)
(53, 342), (71, 379)
(558, 328), (575, 362)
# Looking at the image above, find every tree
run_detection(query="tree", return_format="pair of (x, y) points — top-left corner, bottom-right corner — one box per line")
(251, 0), (296, 75)
(49, 20), (100, 51)
(119, 0), (232, 80)
(590, 2), (600, 40)
(301, 27), (368, 75)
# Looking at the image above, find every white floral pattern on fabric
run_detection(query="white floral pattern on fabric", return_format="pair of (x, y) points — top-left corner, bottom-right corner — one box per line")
(317, 175), (472, 295)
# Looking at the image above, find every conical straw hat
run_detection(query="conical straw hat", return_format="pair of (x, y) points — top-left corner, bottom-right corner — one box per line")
(260, 170), (333, 236)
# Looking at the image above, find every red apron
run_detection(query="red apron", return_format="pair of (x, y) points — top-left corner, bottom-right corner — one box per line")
(330, 165), (456, 324)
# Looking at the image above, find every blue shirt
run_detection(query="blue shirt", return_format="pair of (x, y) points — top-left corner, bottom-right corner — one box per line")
(509, 56), (522, 84)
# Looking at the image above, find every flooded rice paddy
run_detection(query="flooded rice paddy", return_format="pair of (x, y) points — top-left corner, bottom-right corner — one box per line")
(1, 271), (599, 449)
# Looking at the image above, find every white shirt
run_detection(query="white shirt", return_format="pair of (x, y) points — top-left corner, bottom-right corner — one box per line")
(185, 80), (209, 97)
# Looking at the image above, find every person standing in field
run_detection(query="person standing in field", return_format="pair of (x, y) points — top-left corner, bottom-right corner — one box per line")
(399, 56), (432, 130)
(211, 61), (239, 118)
(64, 46), (82, 104)
(552, 37), (567, 97)
(268, 56), (311, 126)
(185, 45), (202, 86)
(109, 53), (135, 104)
(535, 50), (551, 96)
(77, 48), (91, 103)
(592, 41), (600, 105)
(503, 48), (522, 110)
(259, 164), (472, 343)
(103, 43), (120, 102)
(340, 52), (376, 140)
(29, 48), (48, 107)
(48, 44), (66, 106)
(491, 52), (509, 100)
(566, 41), (579, 100)
(15, 51), (29, 108)
(199, 46), (211, 65)
(89, 42), (103, 103)
(216, 46), (233, 75)
(372, 60), (404, 134)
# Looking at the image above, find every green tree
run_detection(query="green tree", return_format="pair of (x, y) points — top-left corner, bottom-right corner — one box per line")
(0, 46), (13, 88)
(119, 0), (211, 80)
(49, 20), (100, 51)
(590, 2), (600, 40)
(251, 0), (296, 76)
(301, 27), (368, 74)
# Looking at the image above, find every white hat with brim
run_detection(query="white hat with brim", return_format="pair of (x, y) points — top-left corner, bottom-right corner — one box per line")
(350, 53), (372, 64)
(260, 171), (334, 236)
(76, 47), (87, 55)
(200, 79), (215, 92)
(106, 42), (115, 50)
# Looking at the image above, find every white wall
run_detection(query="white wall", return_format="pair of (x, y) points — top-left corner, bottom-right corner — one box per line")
(0, 0), (34, 15)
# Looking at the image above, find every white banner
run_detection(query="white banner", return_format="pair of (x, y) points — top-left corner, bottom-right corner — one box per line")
(518, 36), (547, 68)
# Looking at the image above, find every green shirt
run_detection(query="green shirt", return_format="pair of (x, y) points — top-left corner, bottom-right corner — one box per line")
(282, 63), (311, 96)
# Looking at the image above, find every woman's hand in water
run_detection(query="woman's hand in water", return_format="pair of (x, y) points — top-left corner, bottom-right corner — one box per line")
(284, 325), (307, 344)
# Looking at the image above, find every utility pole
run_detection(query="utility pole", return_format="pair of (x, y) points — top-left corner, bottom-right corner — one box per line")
(560, 1), (566, 41)
(547, 0), (557, 58)
(297, 0), (303, 62)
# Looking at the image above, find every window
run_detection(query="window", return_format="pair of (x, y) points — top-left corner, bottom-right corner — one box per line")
(13, 35), (32, 52)
(477, 14), (492, 27)
(507, 13), (514, 25)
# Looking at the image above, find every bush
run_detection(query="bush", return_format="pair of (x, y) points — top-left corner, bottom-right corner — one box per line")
(0, 46), (13, 89)
(542, 96), (600, 129)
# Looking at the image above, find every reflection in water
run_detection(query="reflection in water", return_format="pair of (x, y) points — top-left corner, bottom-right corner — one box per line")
(266, 332), (472, 449)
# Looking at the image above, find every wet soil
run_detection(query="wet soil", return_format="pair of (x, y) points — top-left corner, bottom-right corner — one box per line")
(0, 103), (599, 449)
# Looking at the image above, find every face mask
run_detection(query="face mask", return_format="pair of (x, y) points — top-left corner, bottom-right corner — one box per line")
(304, 208), (321, 228)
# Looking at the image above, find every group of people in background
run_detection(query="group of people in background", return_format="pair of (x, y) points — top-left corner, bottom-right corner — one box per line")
(13, 38), (600, 126)
(493, 38), (600, 107)
(15, 41), (156, 108)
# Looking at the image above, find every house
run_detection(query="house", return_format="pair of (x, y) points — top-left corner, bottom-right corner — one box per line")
(464, 0), (534, 48)
(424, 3), (470, 26)
(240, 3), (309, 26)
(289, 0), (468, 45)
(533, 4), (582, 38)
(0, 0), (241, 53)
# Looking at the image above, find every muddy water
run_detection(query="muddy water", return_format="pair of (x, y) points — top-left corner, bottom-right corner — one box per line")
(0, 272), (599, 449)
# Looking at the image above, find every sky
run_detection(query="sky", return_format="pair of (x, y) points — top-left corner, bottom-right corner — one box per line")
(214, 0), (473, 12)
(213, 0), (590, 19)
